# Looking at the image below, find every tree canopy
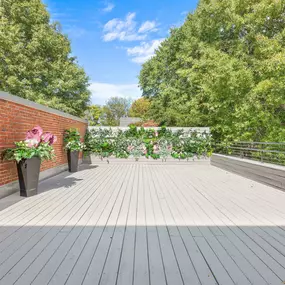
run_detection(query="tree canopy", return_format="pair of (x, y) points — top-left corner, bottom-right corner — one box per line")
(129, 98), (151, 119)
(100, 97), (131, 126)
(0, 0), (90, 117)
(84, 105), (102, 126)
(139, 0), (285, 142)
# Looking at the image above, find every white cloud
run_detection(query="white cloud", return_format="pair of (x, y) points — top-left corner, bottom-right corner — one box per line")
(127, 39), (164, 64)
(89, 82), (142, 105)
(103, 12), (158, 42)
(102, 2), (115, 13)
(103, 12), (144, 41)
(138, 21), (158, 33)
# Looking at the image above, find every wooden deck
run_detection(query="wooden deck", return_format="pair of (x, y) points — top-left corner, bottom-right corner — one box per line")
(0, 162), (285, 285)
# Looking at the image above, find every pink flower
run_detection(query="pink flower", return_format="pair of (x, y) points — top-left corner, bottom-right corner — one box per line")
(155, 131), (158, 137)
(24, 126), (57, 148)
(127, 145), (134, 152)
(25, 126), (43, 143)
(25, 132), (40, 146)
(32, 126), (43, 136)
(50, 135), (57, 145)
(42, 132), (57, 145)
(26, 126), (43, 138)
(153, 144), (159, 154)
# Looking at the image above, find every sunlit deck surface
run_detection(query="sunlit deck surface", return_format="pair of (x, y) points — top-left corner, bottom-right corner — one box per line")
(1, 161), (285, 285)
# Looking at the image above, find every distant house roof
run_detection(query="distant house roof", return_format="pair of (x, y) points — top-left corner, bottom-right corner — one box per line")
(119, 117), (142, 127)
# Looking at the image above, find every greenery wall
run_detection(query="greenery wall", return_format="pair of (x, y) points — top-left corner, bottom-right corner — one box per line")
(139, 0), (285, 142)
(84, 126), (212, 161)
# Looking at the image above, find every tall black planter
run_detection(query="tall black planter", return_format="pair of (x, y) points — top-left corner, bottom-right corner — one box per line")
(67, 150), (79, 172)
(17, 157), (41, 197)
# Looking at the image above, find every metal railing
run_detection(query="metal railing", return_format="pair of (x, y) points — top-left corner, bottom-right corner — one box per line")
(214, 142), (285, 166)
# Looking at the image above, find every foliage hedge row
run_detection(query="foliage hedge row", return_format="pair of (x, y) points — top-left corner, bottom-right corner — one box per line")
(84, 126), (212, 160)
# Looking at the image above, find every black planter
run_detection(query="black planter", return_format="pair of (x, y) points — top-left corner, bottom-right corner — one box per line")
(82, 152), (92, 165)
(67, 150), (79, 172)
(17, 157), (41, 197)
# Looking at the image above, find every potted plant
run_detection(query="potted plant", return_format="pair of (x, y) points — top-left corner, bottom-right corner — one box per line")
(156, 139), (172, 162)
(64, 128), (84, 172)
(2, 126), (57, 197)
(127, 139), (146, 161)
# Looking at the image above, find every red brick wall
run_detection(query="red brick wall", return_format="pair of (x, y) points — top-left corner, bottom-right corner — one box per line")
(0, 98), (88, 186)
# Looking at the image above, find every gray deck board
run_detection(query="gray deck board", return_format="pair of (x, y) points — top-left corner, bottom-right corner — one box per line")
(0, 162), (285, 285)
(133, 165), (150, 285)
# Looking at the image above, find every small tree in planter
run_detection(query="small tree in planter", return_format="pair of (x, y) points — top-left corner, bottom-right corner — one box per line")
(127, 139), (146, 161)
(156, 140), (172, 162)
(3, 126), (57, 197)
(64, 128), (84, 172)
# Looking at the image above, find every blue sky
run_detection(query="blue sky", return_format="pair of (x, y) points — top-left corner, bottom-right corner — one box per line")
(43, 0), (198, 105)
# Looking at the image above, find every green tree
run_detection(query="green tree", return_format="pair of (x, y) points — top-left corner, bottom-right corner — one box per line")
(0, 0), (90, 116)
(139, 0), (285, 142)
(84, 105), (102, 126)
(129, 97), (151, 119)
(100, 97), (132, 126)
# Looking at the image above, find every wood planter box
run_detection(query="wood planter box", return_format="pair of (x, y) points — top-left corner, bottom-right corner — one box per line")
(17, 157), (41, 197)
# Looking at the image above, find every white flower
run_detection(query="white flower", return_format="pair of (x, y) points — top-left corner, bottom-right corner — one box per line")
(25, 139), (39, 147)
